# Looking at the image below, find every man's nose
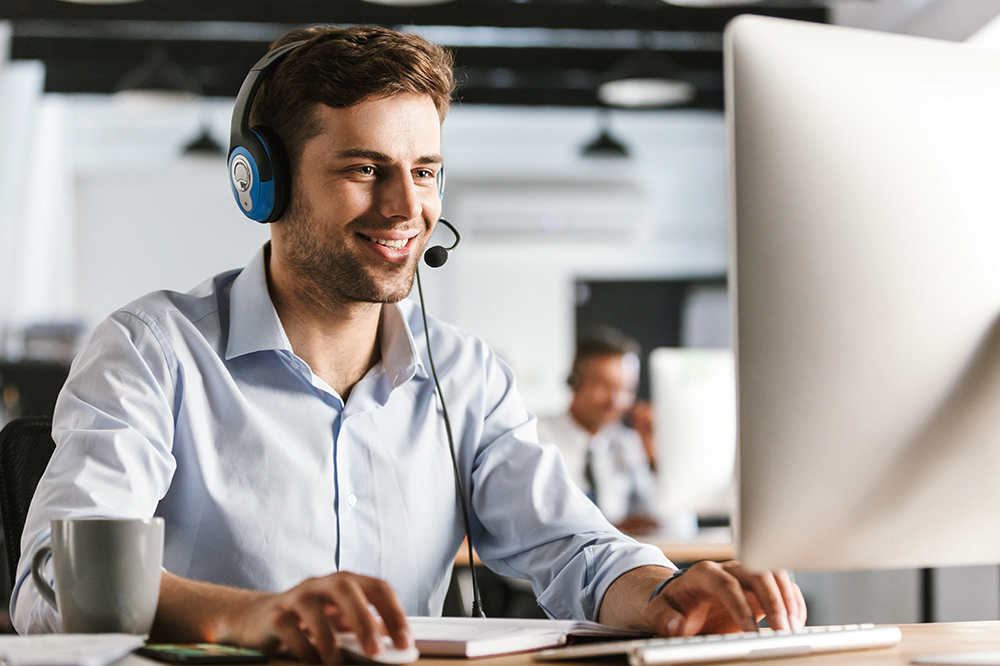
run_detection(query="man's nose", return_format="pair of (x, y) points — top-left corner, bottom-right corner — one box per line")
(378, 174), (422, 221)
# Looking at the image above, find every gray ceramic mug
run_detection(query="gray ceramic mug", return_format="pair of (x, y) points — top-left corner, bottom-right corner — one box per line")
(31, 517), (164, 634)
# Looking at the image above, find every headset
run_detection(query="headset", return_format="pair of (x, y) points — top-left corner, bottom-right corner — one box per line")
(228, 40), (304, 223)
(228, 39), (480, 615)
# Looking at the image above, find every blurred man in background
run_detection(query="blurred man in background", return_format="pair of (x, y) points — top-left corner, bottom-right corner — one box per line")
(538, 329), (659, 535)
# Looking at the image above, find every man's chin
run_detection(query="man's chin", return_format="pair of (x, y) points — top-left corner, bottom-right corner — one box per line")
(369, 291), (410, 305)
(349, 270), (418, 304)
(291, 249), (420, 306)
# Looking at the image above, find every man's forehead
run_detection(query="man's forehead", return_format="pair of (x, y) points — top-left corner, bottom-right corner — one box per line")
(580, 354), (622, 370)
(580, 353), (639, 380)
(307, 94), (442, 156)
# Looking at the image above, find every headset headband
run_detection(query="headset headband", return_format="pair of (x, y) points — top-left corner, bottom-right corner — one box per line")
(229, 40), (306, 183)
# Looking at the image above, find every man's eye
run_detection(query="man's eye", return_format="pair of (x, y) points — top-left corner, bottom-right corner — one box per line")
(357, 165), (376, 176)
(415, 169), (435, 179)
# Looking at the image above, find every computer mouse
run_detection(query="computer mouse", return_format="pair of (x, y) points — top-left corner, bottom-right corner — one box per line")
(336, 632), (420, 665)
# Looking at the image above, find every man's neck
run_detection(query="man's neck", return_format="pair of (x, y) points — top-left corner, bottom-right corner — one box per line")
(266, 246), (382, 400)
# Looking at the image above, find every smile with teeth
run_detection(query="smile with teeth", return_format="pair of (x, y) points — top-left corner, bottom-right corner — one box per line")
(362, 235), (412, 250)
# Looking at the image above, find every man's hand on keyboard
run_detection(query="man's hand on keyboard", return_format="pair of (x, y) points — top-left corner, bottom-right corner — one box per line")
(646, 560), (807, 637)
(598, 560), (807, 639)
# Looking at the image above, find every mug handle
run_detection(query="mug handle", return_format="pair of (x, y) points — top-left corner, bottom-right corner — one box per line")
(31, 546), (58, 610)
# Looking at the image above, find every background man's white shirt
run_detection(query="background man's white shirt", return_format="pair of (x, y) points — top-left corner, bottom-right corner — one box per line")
(537, 412), (657, 524)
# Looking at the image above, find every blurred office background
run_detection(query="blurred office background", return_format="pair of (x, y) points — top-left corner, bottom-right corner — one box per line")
(2, 0), (1000, 629)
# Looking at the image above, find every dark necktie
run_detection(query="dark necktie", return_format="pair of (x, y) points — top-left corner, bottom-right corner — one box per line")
(583, 446), (598, 504)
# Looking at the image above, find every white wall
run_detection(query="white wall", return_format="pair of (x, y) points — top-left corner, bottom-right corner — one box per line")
(75, 162), (270, 318)
(0, 60), (46, 328)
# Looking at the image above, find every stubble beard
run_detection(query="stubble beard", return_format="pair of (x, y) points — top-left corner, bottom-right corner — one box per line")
(279, 194), (420, 306)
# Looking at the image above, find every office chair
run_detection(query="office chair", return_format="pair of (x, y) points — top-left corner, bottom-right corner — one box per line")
(0, 417), (55, 592)
(0, 360), (71, 422)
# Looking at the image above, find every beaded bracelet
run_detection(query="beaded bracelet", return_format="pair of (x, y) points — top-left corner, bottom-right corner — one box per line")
(648, 567), (688, 602)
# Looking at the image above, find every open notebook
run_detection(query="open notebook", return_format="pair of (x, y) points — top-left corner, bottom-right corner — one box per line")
(408, 617), (648, 658)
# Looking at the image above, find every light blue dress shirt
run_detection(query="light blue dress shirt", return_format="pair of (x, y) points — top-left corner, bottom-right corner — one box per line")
(11, 245), (671, 634)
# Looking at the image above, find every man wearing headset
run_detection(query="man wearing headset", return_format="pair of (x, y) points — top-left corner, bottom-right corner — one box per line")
(13, 25), (805, 660)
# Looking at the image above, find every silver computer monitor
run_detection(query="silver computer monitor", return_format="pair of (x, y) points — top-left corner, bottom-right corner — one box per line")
(650, 348), (737, 525)
(728, 15), (1000, 572)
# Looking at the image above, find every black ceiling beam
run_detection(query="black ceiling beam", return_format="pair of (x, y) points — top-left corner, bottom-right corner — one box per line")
(14, 36), (724, 108)
(1, 0), (825, 109)
(1, 1), (827, 33)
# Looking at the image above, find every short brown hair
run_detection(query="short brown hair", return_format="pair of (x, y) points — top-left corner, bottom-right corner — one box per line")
(568, 327), (641, 388)
(249, 25), (455, 175)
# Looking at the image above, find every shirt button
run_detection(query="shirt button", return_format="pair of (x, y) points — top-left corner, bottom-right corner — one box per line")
(348, 493), (357, 507)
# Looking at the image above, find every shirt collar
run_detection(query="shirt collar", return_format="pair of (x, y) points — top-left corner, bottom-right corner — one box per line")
(380, 299), (427, 386)
(561, 410), (617, 443)
(225, 244), (426, 387)
(225, 244), (293, 360)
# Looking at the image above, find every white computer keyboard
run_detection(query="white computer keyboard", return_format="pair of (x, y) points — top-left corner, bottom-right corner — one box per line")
(0, 633), (146, 666)
(534, 623), (902, 665)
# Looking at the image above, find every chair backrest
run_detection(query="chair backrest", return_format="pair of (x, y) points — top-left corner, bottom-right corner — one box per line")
(0, 417), (56, 592)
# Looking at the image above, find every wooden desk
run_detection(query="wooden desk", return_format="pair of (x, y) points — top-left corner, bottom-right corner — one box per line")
(642, 529), (735, 564)
(408, 621), (1000, 665)
(454, 530), (735, 567)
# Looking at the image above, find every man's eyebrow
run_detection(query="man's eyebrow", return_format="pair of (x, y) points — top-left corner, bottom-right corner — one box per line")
(335, 149), (443, 166)
(336, 149), (391, 161)
(415, 154), (444, 165)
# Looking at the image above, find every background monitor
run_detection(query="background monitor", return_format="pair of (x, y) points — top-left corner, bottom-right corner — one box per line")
(650, 348), (736, 525)
(728, 15), (1000, 572)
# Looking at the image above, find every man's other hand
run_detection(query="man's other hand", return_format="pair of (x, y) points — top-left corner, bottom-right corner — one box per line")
(154, 571), (411, 665)
(600, 561), (807, 638)
(231, 572), (412, 663)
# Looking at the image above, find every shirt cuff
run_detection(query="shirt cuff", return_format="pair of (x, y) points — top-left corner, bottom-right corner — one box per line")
(536, 538), (673, 622)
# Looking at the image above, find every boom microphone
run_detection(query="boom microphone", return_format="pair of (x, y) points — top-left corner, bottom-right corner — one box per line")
(424, 219), (461, 268)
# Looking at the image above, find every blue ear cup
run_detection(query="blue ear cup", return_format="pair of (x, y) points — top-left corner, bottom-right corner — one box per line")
(229, 126), (289, 222)
(229, 41), (306, 223)
(437, 166), (446, 200)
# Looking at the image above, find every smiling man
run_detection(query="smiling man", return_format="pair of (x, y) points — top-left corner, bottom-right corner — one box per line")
(13, 26), (804, 662)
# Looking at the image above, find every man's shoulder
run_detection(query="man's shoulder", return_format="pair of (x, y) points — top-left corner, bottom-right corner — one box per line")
(397, 298), (487, 349)
(393, 299), (506, 386)
(113, 268), (242, 330)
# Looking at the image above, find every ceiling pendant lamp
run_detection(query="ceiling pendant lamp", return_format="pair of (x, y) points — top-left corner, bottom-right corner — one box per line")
(597, 50), (696, 108)
(581, 112), (630, 159)
(183, 126), (225, 157)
